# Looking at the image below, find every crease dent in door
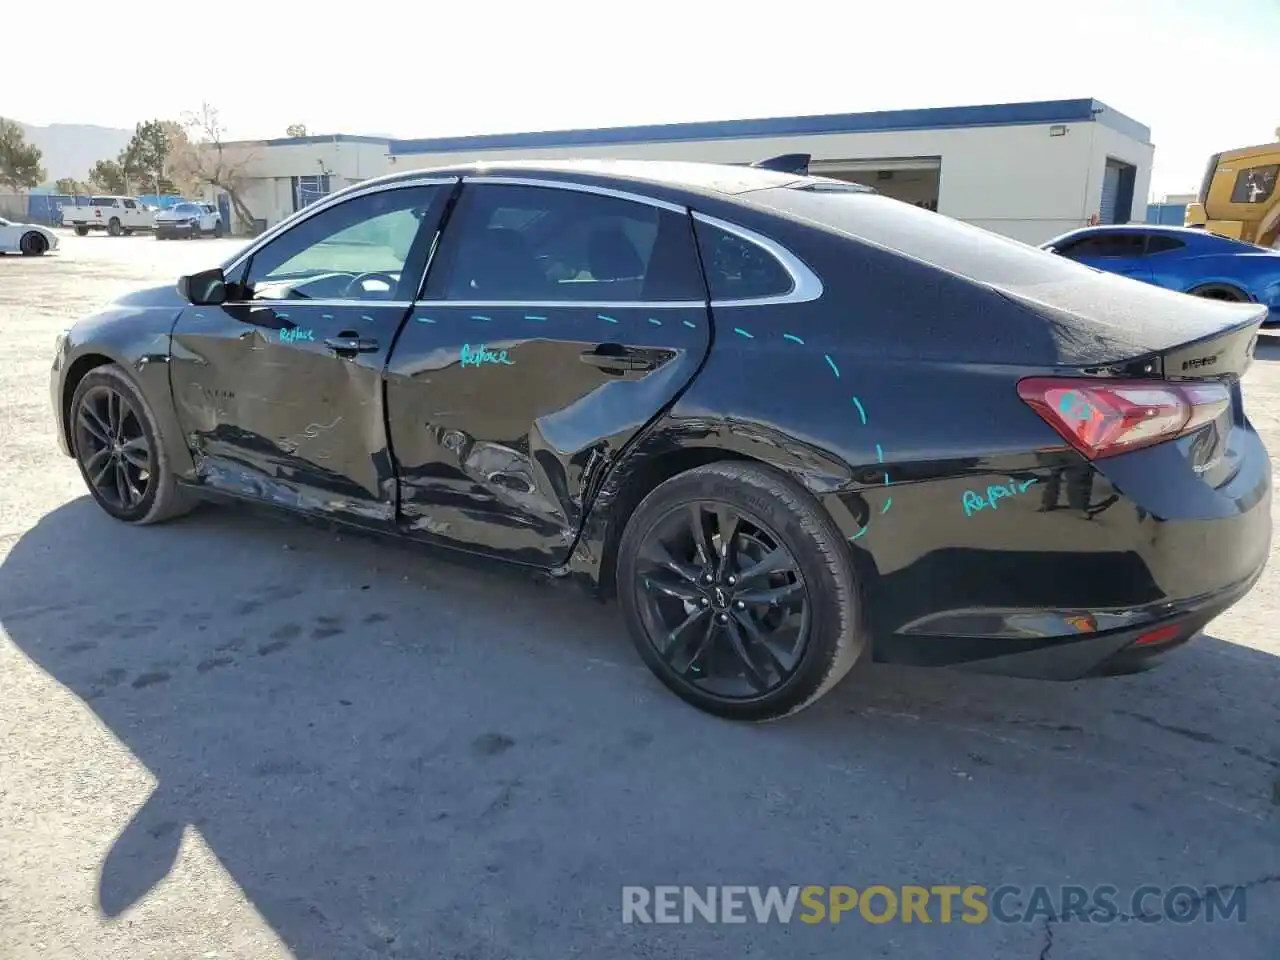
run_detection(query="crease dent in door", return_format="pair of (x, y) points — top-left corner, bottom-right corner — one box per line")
(171, 320), (395, 523)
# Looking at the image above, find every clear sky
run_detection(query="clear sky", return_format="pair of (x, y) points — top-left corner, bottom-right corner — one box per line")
(7, 0), (1278, 198)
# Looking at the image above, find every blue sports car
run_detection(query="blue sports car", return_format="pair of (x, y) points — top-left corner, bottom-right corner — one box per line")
(1040, 224), (1280, 327)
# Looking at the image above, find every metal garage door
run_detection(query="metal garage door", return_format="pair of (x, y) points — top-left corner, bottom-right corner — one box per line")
(1100, 161), (1123, 224)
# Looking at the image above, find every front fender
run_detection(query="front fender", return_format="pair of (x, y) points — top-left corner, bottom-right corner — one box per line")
(54, 286), (194, 479)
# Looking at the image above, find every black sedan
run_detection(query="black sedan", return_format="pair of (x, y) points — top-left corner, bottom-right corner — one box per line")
(49, 159), (1272, 721)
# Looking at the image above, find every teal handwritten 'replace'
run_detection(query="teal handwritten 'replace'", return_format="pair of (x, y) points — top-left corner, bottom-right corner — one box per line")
(279, 328), (315, 344)
(962, 478), (1038, 517)
(460, 343), (514, 368)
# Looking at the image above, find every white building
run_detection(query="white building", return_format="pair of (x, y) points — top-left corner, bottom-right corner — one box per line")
(217, 99), (1153, 245)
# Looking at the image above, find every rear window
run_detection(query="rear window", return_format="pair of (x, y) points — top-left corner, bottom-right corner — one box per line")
(172, 204), (201, 215)
(748, 188), (1087, 287)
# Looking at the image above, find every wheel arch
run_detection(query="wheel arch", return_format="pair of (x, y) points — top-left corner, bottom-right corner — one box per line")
(61, 352), (117, 447)
(591, 446), (757, 601)
(1186, 281), (1251, 302)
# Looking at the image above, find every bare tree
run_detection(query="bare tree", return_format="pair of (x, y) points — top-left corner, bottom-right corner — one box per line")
(171, 103), (258, 231)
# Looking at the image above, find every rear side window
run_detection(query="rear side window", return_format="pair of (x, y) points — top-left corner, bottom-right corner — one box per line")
(91, 197), (118, 207)
(1144, 235), (1186, 254)
(1059, 234), (1145, 259)
(693, 220), (793, 301)
(428, 183), (703, 302)
(1230, 164), (1278, 205)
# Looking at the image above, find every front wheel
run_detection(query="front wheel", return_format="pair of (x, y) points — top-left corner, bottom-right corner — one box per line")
(213, 221), (224, 238)
(69, 364), (195, 525)
(19, 231), (48, 255)
(616, 461), (866, 721)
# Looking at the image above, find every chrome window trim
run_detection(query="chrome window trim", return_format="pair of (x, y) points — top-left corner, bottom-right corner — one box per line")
(691, 211), (824, 307)
(411, 299), (705, 310)
(220, 176), (462, 278)
(218, 299), (418, 309)
(459, 175), (688, 214)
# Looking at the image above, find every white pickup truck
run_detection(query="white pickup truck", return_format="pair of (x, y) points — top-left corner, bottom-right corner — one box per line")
(62, 196), (155, 236)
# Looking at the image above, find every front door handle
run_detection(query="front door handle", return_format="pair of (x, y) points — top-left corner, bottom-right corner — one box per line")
(325, 336), (379, 356)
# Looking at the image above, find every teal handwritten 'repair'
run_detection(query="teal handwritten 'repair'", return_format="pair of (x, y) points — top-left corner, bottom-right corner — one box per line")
(962, 478), (1039, 517)
(460, 343), (514, 368)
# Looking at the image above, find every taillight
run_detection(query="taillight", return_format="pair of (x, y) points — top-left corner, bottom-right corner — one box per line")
(1017, 377), (1231, 459)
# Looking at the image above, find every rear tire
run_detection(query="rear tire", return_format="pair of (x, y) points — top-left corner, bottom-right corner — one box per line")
(74, 226), (89, 236)
(616, 461), (866, 721)
(213, 221), (224, 238)
(1190, 284), (1247, 302)
(69, 364), (195, 525)
(107, 218), (123, 237)
(19, 232), (47, 256)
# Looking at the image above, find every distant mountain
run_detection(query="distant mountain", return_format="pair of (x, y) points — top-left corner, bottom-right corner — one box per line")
(15, 121), (133, 185)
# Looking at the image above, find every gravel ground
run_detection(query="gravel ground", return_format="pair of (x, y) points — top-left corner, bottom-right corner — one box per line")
(1, 233), (1278, 960)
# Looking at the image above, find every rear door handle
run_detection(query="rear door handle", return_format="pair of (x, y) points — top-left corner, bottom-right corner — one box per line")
(325, 336), (379, 355)
(579, 346), (654, 372)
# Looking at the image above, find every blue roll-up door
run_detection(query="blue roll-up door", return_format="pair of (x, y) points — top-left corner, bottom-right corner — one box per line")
(1100, 161), (1122, 224)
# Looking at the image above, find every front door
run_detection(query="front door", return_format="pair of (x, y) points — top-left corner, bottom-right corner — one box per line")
(169, 179), (453, 525)
(385, 179), (712, 566)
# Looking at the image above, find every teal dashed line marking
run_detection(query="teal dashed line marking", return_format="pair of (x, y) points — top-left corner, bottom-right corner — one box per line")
(321, 314), (333, 321)
(849, 525), (868, 541)
(648, 318), (662, 326)
(598, 314), (618, 324)
(525, 314), (547, 321)
(734, 327), (754, 339)
(851, 396), (867, 424)
(883, 472), (890, 486)
(416, 315), (435, 323)
(471, 315), (491, 322)
(824, 354), (840, 378)
(360, 315), (374, 323)
(682, 320), (696, 329)
(783, 333), (805, 345)
(277, 312), (290, 319)
(880, 497), (893, 514)
(875, 443), (884, 463)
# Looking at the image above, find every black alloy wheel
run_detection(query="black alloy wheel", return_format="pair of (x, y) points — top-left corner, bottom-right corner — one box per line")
(635, 501), (811, 699)
(74, 384), (154, 513)
(617, 461), (865, 721)
(68, 364), (195, 525)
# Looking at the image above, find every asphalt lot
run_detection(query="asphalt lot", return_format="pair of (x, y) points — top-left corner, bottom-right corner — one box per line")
(2, 232), (1279, 959)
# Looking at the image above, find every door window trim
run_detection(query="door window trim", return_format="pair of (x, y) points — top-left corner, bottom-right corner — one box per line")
(410, 175), (822, 309)
(220, 176), (460, 308)
(691, 211), (823, 307)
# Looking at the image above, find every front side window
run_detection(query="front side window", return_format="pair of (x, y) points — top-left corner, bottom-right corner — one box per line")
(694, 220), (793, 301)
(426, 183), (703, 302)
(241, 185), (441, 302)
(123, 199), (137, 209)
(1230, 164), (1279, 205)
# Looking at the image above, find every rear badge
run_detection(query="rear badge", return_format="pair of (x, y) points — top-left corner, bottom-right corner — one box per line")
(1181, 355), (1218, 371)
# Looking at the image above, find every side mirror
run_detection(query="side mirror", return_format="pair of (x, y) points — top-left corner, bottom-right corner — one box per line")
(178, 267), (228, 306)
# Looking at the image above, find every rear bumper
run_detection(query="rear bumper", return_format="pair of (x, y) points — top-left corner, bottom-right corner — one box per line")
(945, 567), (1261, 680)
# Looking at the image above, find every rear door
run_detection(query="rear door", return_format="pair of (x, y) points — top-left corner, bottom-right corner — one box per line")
(384, 177), (711, 566)
(169, 179), (454, 525)
(1058, 231), (1153, 282)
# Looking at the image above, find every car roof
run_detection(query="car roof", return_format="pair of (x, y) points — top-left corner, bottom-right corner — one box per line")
(374, 157), (860, 199)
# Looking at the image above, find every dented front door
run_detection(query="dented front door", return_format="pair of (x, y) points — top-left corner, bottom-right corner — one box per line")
(168, 180), (450, 524)
(170, 302), (409, 521)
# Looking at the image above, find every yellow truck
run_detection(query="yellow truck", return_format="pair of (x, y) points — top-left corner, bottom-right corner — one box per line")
(1185, 133), (1280, 247)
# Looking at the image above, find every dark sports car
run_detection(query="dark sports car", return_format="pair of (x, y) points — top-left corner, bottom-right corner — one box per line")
(50, 159), (1272, 721)
(1040, 223), (1280, 326)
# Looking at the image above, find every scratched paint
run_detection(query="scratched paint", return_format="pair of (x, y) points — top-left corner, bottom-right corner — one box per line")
(962, 478), (1039, 517)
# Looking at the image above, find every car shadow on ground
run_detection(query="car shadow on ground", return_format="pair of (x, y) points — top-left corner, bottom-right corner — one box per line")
(3, 498), (1278, 958)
